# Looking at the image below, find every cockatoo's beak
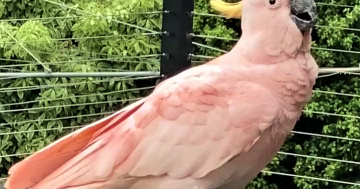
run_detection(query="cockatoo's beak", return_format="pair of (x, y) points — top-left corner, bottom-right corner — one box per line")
(290, 0), (317, 32)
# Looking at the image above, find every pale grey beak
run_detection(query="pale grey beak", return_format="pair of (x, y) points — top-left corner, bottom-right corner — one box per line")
(290, 0), (317, 32)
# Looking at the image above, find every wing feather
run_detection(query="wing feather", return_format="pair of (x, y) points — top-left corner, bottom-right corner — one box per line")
(5, 98), (146, 189)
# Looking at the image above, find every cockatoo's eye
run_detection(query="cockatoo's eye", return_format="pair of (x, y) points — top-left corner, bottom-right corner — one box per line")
(267, 0), (281, 9)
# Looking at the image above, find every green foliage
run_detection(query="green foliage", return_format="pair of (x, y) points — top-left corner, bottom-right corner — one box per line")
(0, 0), (161, 179)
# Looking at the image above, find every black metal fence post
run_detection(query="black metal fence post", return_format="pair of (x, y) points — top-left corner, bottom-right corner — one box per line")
(160, 0), (194, 80)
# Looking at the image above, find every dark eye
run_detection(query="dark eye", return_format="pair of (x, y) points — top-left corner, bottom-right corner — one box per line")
(269, 0), (276, 5)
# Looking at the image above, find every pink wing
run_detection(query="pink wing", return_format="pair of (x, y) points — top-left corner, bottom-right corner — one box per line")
(5, 98), (146, 189)
(6, 64), (280, 189)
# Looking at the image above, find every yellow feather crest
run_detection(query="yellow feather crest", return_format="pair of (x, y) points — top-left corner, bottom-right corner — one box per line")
(210, 0), (242, 19)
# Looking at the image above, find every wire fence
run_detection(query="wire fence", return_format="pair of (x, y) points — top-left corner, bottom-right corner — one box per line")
(0, 0), (360, 187)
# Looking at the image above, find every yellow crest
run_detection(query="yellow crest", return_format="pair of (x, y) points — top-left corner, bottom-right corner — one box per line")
(210, 0), (242, 19)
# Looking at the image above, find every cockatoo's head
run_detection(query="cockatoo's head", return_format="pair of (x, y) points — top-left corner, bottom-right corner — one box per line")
(210, 0), (317, 34)
(210, 0), (318, 63)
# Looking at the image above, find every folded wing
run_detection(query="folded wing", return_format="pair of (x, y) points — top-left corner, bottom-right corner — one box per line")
(6, 65), (279, 189)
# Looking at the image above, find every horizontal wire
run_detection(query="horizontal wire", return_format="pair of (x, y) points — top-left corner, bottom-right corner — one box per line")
(0, 72), (159, 79)
(0, 67), (23, 72)
(2, 47), (160, 61)
(0, 110), (123, 135)
(0, 98), (141, 113)
(0, 58), (36, 63)
(1, 54), (161, 64)
(302, 110), (360, 119)
(312, 47), (360, 55)
(291, 131), (360, 143)
(191, 60), (207, 63)
(44, 0), (160, 33)
(321, 67), (360, 75)
(29, 46), (156, 58)
(0, 63), (136, 72)
(333, 71), (360, 76)
(34, 48), (144, 57)
(0, 11), (163, 22)
(0, 111), (116, 127)
(192, 12), (225, 18)
(316, 69), (360, 75)
(261, 171), (360, 186)
(0, 32), (161, 44)
(0, 126), (83, 136)
(190, 33), (237, 41)
(1, 86), (154, 107)
(312, 89), (360, 98)
(189, 54), (215, 59)
(0, 153), (32, 158)
(32, 49), (111, 57)
(1, 126), (69, 135)
(0, 59), (158, 69)
(3, 67), (135, 73)
(191, 34), (360, 55)
(94, 68), (129, 72)
(192, 41), (228, 53)
(0, 59), (158, 66)
(0, 76), (158, 92)
(278, 151), (360, 165)
(0, 54), (161, 68)
(316, 2), (355, 8)
(315, 25), (360, 32)
(317, 72), (340, 78)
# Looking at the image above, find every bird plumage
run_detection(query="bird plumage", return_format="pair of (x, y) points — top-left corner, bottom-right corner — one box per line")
(5, 0), (318, 188)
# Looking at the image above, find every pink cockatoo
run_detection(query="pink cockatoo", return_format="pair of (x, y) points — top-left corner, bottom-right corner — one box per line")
(5, 0), (318, 188)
